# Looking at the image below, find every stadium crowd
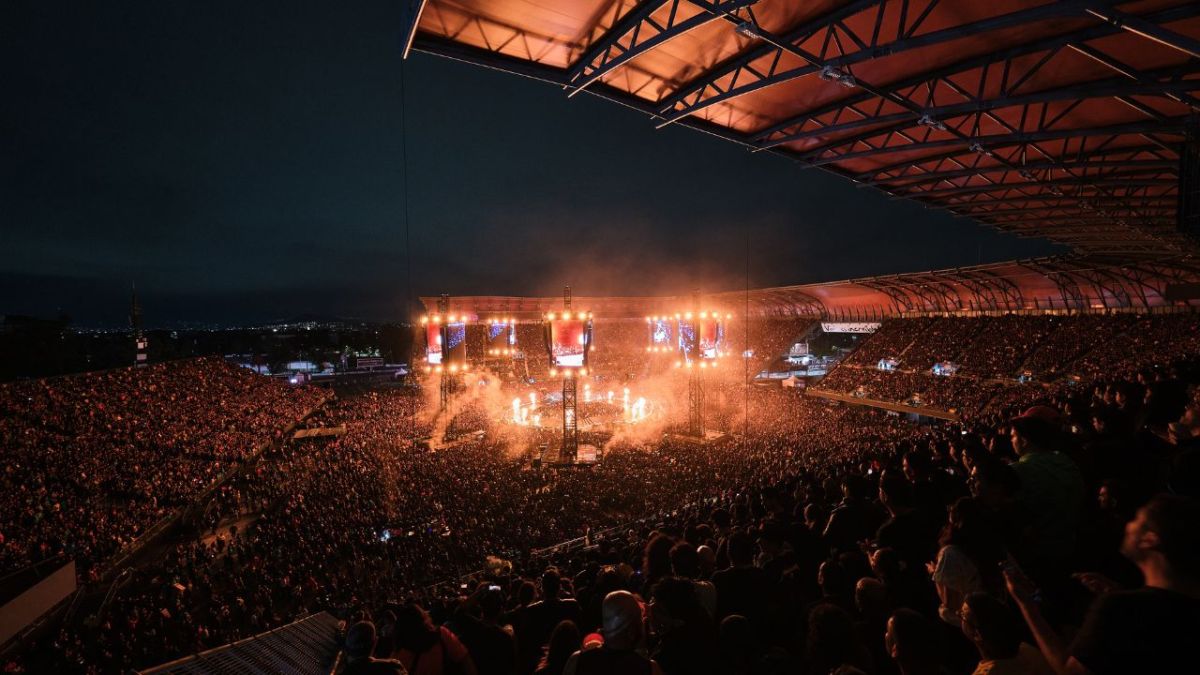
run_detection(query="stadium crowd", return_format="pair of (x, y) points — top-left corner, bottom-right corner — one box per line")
(6, 313), (1200, 675)
(0, 357), (327, 578)
(815, 313), (1200, 416)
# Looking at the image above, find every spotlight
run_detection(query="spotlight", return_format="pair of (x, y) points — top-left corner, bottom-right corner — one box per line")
(968, 141), (995, 158)
(917, 114), (947, 131)
(734, 20), (760, 40)
(819, 65), (857, 88)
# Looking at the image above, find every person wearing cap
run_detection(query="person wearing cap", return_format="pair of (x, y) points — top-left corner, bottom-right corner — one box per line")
(1008, 405), (1085, 576)
(563, 591), (663, 675)
(343, 621), (409, 675)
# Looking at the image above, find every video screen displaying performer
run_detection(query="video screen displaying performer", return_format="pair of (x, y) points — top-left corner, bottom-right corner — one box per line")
(548, 318), (590, 368)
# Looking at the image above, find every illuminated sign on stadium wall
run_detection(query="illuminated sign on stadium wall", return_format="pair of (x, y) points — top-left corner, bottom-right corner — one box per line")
(821, 322), (882, 334)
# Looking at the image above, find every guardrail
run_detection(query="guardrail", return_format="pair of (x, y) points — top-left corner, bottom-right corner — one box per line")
(805, 388), (960, 421)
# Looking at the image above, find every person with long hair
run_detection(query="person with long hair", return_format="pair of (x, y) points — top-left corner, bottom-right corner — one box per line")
(535, 620), (580, 675)
(928, 497), (1004, 628)
(392, 603), (478, 675)
(641, 534), (675, 595)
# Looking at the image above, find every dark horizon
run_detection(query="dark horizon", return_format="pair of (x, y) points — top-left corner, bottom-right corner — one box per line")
(3, 1), (1064, 328)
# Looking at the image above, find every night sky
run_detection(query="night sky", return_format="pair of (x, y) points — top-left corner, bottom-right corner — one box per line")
(3, 1), (1063, 326)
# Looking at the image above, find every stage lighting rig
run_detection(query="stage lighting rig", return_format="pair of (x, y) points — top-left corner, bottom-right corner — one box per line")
(542, 286), (593, 464)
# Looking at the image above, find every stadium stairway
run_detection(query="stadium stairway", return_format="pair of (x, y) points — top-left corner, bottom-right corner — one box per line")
(138, 611), (342, 675)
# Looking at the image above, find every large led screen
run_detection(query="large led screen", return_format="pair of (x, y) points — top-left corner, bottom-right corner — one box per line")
(443, 322), (467, 365)
(649, 318), (673, 347)
(696, 317), (723, 359)
(677, 317), (723, 359)
(548, 319), (590, 368)
(426, 322), (466, 365)
(425, 324), (443, 365)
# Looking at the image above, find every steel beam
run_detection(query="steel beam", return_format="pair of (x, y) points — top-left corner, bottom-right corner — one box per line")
(863, 143), (1176, 186)
(567, 0), (671, 82)
(659, 0), (1098, 126)
(808, 120), (1186, 166)
(1086, 5), (1200, 59)
(916, 177), (1176, 201)
(400, 0), (430, 59)
(656, 0), (885, 113)
(761, 75), (1200, 151)
(567, 0), (756, 97)
(881, 158), (1176, 189)
(750, 4), (1200, 145)
(853, 129), (1185, 181)
(784, 84), (1198, 163)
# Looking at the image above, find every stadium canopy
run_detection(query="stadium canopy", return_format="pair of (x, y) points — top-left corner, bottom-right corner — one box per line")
(423, 253), (1200, 319)
(406, 1), (1200, 316)
(405, 0), (1200, 257)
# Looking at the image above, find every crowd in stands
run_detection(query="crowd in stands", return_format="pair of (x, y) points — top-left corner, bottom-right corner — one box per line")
(895, 318), (983, 373)
(1019, 315), (1131, 379)
(343, 356), (1200, 675)
(957, 316), (1058, 379)
(815, 313), (1200, 416)
(815, 368), (1001, 413)
(730, 317), (815, 376)
(1073, 313), (1200, 380)
(842, 319), (932, 368)
(0, 357), (326, 578)
(6, 312), (1200, 675)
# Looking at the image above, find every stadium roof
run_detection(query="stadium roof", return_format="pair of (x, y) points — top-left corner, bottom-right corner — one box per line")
(405, 0), (1200, 257)
(422, 253), (1200, 318)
